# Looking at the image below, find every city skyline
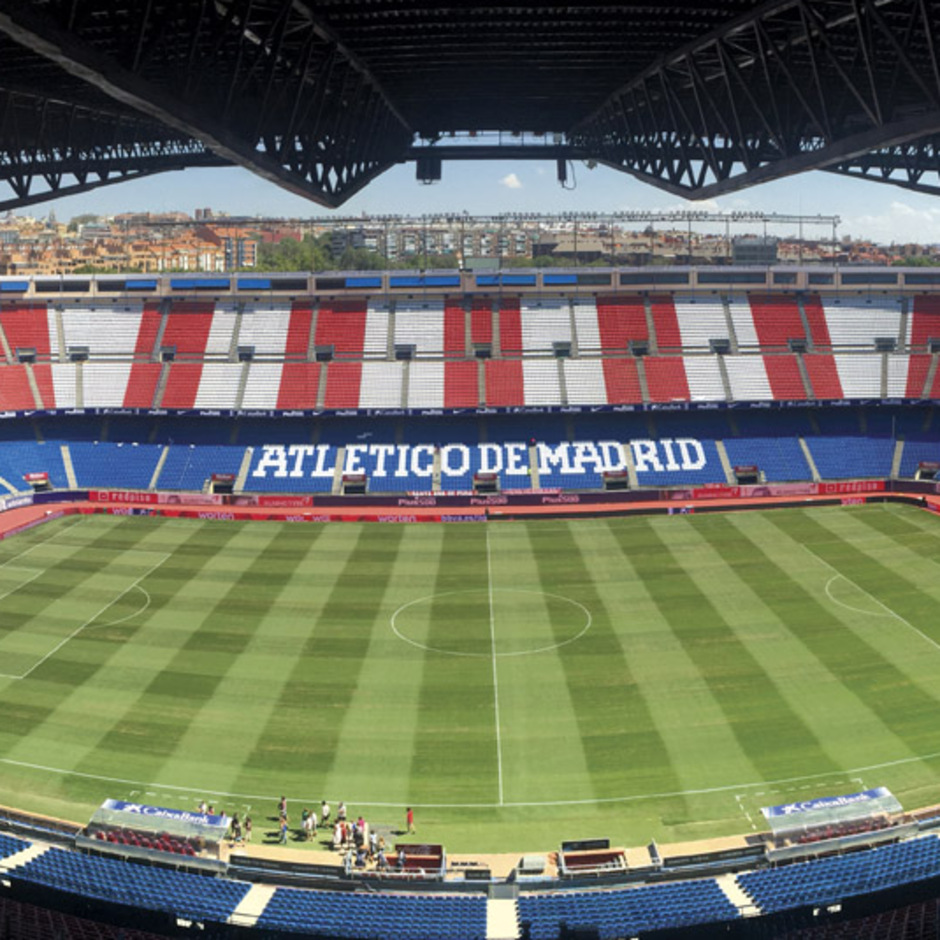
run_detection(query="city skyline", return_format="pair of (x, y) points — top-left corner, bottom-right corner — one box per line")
(20, 158), (940, 247)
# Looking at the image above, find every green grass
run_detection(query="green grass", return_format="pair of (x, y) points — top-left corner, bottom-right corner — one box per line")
(3, 504), (940, 853)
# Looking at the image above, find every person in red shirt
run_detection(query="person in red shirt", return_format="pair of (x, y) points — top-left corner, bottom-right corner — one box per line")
(406, 806), (414, 834)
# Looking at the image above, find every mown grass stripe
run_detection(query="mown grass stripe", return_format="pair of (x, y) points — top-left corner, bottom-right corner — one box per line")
(736, 510), (940, 759)
(405, 525), (497, 803)
(615, 517), (839, 782)
(688, 513), (919, 771)
(235, 525), (407, 788)
(75, 523), (326, 785)
(525, 520), (687, 803)
(485, 524), (596, 807)
(572, 519), (766, 796)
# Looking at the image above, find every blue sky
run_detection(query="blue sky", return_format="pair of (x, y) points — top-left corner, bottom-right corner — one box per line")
(33, 158), (940, 246)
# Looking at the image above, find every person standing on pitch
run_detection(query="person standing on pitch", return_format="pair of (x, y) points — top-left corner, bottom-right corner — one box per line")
(406, 806), (414, 834)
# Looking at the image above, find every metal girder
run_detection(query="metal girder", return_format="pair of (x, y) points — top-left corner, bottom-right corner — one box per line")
(0, 1), (413, 208)
(570, 0), (940, 199)
(0, 88), (228, 210)
(825, 133), (940, 194)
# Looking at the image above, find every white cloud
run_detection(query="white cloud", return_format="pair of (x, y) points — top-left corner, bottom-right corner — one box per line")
(840, 200), (940, 244)
(499, 173), (523, 190)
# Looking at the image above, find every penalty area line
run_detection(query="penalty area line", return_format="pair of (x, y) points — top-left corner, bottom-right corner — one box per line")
(4, 552), (171, 681)
(486, 524), (505, 806)
(803, 543), (940, 657)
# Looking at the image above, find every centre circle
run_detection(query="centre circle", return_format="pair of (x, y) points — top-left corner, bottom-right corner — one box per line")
(390, 588), (592, 657)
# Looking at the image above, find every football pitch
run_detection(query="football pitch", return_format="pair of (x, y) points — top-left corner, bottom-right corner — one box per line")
(3, 504), (940, 853)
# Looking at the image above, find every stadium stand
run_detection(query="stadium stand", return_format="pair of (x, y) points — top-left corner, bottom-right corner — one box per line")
(834, 353), (882, 398)
(724, 356), (773, 401)
(238, 301), (294, 357)
(0, 303), (54, 359)
(0, 364), (39, 409)
(485, 360), (524, 407)
(444, 360), (479, 408)
(518, 878), (739, 939)
(684, 355), (727, 401)
(257, 887), (487, 939)
(910, 294), (940, 350)
(160, 363), (204, 409)
(749, 294), (807, 350)
(123, 363), (161, 408)
(323, 362), (362, 409)
(315, 299), (367, 356)
(804, 355), (844, 399)
(161, 301), (215, 358)
(499, 296), (523, 356)
(0, 896), (169, 940)
(69, 441), (163, 489)
(820, 297), (905, 348)
(241, 361), (283, 409)
(277, 362), (320, 409)
(650, 294), (682, 352)
(395, 299), (445, 356)
(60, 303), (143, 358)
(644, 356), (689, 402)
(284, 302), (313, 359)
(159, 444), (244, 491)
(363, 301), (391, 358)
(469, 297), (492, 346)
(195, 363), (244, 409)
(803, 295), (832, 349)
(520, 299), (571, 354)
(764, 355), (808, 400)
(563, 359), (608, 405)
(674, 297), (730, 349)
(15, 846), (250, 924)
(407, 360), (445, 409)
(443, 297), (466, 357)
(737, 837), (940, 914)
(595, 294), (647, 352)
(522, 359), (562, 406)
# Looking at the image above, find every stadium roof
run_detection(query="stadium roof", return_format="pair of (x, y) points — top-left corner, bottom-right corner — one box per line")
(0, 1), (937, 209)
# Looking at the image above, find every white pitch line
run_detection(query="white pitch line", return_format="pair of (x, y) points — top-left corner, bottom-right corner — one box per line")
(803, 543), (940, 657)
(3, 746), (939, 811)
(486, 524), (504, 806)
(12, 552), (171, 681)
(0, 515), (82, 572)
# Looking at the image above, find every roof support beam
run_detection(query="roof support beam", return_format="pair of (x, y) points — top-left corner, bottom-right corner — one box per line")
(0, 0), (412, 207)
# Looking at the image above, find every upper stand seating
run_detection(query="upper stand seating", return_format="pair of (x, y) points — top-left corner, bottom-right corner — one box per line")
(499, 296), (523, 356)
(60, 302), (143, 358)
(315, 300), (367, 357)
(674, 297), (730, 350)
(407, 361), (445, 409)
(748, 294), (806, 350)
(443, 297), (466, 357)
(764, 355), (808, 400)
(910, 294), (940, 350)
(683, 356), (726, 402)
(0, 303), (54, 360)
(724, 356), (773, 401)
(241, 362), (285, 409)
(162, 301), (216, 358)
(358, 361), (405, 409)
(238, 300), (294, 356)
(194, 363), (244, 408)
(522, 360), (562, 406)
(594, 294), (648, 353)
(519, 299), (571, 355)
(394, 300), (445, 356)
(820, 297), (905, 348)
